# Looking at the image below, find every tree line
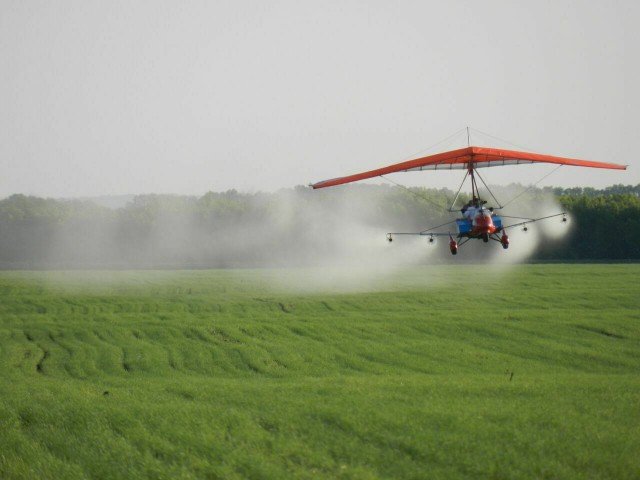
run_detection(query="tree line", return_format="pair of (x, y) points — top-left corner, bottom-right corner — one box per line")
(0, 184), (639, 268)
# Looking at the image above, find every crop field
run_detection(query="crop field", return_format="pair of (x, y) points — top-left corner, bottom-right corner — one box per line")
(0, 264), (639, 479)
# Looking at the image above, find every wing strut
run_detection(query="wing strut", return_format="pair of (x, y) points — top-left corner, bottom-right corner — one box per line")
(448, 157), (504, 212)
(449, 170), (470, 212)
(473, 168), (504, 209)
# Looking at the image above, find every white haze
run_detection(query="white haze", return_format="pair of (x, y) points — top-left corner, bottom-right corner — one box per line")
(42, 186), (571, 292)
(267, 211), (571, 294)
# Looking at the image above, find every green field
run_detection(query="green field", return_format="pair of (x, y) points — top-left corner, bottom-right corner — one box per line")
(1, 265), (639, 479)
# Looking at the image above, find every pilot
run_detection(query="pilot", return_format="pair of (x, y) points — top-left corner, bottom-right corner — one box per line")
(461, 197), (480, 220)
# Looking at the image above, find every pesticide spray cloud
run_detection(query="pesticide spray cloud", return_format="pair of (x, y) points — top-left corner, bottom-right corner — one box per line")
(30, 184), (571, 292)
(250, 185), (572, 292)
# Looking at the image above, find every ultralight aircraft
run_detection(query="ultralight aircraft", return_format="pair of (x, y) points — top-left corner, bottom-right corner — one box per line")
(311, 145), (627, 255)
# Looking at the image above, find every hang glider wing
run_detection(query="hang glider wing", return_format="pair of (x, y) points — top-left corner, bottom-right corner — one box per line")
(311, 146), (627, 189)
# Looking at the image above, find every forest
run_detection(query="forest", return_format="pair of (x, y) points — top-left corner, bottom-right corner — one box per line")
(0, 184), (639, 268)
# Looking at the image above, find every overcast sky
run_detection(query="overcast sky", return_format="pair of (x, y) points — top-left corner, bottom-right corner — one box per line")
(1, 0), (638, 198)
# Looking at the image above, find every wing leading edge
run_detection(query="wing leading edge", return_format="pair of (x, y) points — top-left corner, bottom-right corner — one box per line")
(311, 146), (627, 189)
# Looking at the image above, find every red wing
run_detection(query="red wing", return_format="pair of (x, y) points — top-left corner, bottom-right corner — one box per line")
(311, 146), (627, 189)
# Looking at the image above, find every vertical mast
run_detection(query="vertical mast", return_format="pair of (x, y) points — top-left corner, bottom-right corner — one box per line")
(468, 135), (479, 201)
(466, 126), (479, 200)
(469, 163), (480, 201)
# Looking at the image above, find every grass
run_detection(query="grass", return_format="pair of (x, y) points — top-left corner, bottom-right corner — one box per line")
(0, 264), (639, 479)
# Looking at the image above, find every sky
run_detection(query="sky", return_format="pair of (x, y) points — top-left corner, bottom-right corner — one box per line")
(1, 0), (638, 198)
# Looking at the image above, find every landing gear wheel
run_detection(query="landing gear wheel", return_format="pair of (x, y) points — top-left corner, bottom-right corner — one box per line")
(449, 239), (458, 255)
(500, 232), (509, 250)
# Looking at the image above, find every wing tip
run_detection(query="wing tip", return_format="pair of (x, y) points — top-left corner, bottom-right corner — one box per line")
(309, 180), (331, 189)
